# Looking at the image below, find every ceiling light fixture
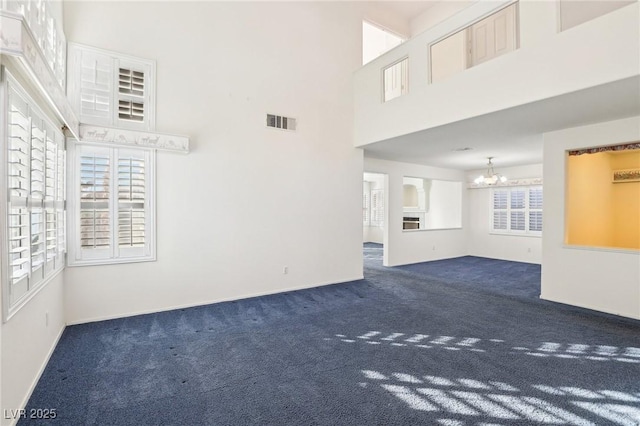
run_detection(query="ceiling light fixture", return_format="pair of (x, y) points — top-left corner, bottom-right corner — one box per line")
(474, 157), (507, 185)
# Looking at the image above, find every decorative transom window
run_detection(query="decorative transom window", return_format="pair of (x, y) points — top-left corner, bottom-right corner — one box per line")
(67, 143), (155, 266)
(492, 186), (542, 235)
(67, 43), (156, 131)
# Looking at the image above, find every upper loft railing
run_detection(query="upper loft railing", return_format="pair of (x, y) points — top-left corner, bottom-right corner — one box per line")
(354, 0), (639, 147)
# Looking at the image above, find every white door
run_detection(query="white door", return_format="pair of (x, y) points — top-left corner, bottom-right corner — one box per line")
(467, 4), (517, 67)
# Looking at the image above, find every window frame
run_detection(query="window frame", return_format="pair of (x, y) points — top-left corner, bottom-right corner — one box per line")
(67, 43), (156, 132)
(66, 141), (156, 267)
(1, 70), (67, 322)
(491, 185), (542, 237)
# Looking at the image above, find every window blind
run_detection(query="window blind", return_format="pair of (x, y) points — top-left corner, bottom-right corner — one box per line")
(491, 186), (543, 234)
(3, 73), (67, 317)
(70, 144), (154, 265)
(118, 100), (144, 122)
(79, 154), (111, 249)
(79, 51), (113, 121)
(118, 156), (146, 248)
(7, 90), (31, 288)
(119, 68), (145, 97)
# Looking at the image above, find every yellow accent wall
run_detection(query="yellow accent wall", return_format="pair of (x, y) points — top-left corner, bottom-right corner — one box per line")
(610, 151), (640, 249)
(566, 148), (640, 250)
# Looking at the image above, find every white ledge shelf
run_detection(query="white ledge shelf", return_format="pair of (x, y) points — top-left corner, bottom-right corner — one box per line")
(0, 11), (79, 138)
(78, 124), (190, 153)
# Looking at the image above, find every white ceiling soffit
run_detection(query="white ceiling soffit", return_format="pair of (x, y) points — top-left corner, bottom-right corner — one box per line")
(363, 76), (640, 170)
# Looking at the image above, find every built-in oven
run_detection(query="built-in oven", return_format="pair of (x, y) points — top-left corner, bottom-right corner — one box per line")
(403, 217), (420, 230)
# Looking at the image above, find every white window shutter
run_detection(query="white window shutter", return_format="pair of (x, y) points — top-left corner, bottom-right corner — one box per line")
(117, 153), (146, 248)
(77, 49), (114, 125)
(7, 87), (31, 294)
(79, 151), (111, 251)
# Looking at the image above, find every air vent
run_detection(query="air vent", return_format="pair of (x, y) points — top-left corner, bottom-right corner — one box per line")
(266, 114), (296, 131)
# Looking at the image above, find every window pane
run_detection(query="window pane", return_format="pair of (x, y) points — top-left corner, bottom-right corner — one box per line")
(529, 187), (543, 210)
(383, 58), (408, 102)
(493, 211), (507, 230)
(118, 156), (146, 248)
(529, 211), (543, 232)
(510, 211), (525, 231)
(511, 189), (525, 209)
(493, 190), (508, 209)
(80, 154), (111, 249)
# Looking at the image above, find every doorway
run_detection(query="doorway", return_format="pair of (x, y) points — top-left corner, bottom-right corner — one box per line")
(363, 172), (387, 267)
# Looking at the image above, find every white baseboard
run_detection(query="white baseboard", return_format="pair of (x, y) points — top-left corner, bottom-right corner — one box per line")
(66, 274), (365, 326)
(540, 294), (640, 321)
(8, 324), (66, 426)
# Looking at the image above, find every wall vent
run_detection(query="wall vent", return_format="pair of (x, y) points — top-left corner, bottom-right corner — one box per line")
(266, 114), (296, 131)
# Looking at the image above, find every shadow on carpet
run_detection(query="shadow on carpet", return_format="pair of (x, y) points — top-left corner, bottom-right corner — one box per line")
(19, 254), (640, 426)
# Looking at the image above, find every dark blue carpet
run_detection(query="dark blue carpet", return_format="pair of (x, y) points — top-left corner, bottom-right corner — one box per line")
(20, 247), (640, 425)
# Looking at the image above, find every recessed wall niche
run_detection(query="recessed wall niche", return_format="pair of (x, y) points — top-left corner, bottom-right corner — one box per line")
(402, 177), (462, 231)
(565, 144), (640, 250)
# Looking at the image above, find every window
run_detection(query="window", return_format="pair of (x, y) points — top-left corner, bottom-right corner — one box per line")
(559, 0), (634, 32)
(3, 74), (66, 319)
(492, 186), (542, 235)
(430, 2), (518, 83)
(362, 20), (405, 65)
(383, 57), (408, 102)
(67, 143), (155, 266)
(370, 189), (384, 227)
(67, 43), (156, 131)
(362, 183), (370, 225)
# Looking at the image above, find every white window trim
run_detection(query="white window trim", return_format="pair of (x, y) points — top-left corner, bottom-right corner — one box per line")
(490, 186), (542, 237)
(1, 70), (67, 322)
(67, 42), (157, 132)
(66, 141), (156, 267)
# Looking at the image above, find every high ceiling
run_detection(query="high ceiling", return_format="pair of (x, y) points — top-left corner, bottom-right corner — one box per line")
(367, 0), (439, 21)
(363, 76), (640, 171)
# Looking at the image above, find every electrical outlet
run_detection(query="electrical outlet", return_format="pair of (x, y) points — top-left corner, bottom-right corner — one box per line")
(432, 246), (436, 251)
(283, 266), (288, 274)
(527, 248), (531, 253)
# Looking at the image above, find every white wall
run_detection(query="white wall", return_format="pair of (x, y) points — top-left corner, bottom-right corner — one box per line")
(410, 1), (473, 37)
(1, 273), (65, 426)
(63, 1), (369, 324)
(365, 158), (467, 267)
(466, 164), (543, 264)
(354, 0), (639, 147)
(542, 116), (640, 320)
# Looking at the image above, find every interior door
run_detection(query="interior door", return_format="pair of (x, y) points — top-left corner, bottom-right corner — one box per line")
(467, 4), (517, 67)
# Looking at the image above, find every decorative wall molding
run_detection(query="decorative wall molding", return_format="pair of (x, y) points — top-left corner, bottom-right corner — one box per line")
(78, 124), (190, 153)
(0, 12), (79, 138)
(468, 177), (543, 189)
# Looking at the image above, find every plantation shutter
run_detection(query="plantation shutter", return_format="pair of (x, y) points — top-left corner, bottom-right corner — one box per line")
(79, 147), (112, 259)
(30, 111), (46, 284)
(117, 63), (146, 125)
(510, 188), (526, 231)
(3, 73), (68, 316)
(44, 122), (57, 272)
(7, 88), (31, 296)
(72, 144), (153, 264)
(492, 189), (508, 230)
(56, 132), (66, 261)
(78, 50), (113, 125)
(529, 186), (543, 232)
(371, 189), (384, 227)
(118, 152), (146, 249)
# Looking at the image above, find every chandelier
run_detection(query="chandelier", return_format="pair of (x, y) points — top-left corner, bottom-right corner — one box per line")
(474, 157), (507, 185)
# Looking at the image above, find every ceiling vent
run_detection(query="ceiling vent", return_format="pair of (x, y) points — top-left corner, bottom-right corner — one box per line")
(266, 114), (296, 131)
